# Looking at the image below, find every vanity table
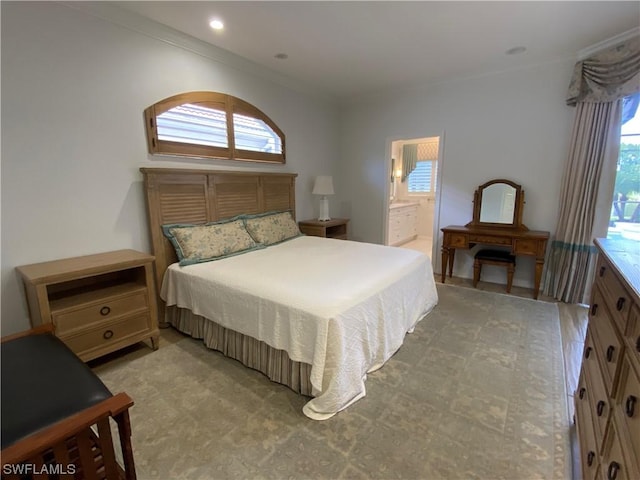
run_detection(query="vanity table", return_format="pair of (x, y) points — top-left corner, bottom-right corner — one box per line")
(441, 179), (550, 299)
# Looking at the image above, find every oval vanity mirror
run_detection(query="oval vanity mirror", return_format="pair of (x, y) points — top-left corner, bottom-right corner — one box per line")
(479, 183), (517, 224)
(467, 179), (528, 231)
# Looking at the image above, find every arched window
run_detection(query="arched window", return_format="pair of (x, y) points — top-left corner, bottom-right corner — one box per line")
(144, 92), (285, 164)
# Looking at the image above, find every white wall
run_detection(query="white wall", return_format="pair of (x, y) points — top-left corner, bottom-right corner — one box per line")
(0, 2), (589, 334)
(1, 2), (340, 334)
(340, 60), (576, 289)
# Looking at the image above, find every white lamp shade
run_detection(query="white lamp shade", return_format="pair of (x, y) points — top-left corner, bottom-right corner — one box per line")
(312, 176), (334, 195)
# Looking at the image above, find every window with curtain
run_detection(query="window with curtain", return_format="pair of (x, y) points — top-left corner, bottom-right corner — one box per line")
(543, 34), (639, 304)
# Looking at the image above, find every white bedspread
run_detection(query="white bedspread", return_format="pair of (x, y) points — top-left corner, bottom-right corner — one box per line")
(161, 235), (438, 420)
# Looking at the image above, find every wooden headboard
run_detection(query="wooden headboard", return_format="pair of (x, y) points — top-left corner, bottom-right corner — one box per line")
(140, 168), (297, 298)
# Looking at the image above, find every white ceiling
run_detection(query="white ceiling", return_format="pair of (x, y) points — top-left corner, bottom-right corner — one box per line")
(113, 1), (640, 101)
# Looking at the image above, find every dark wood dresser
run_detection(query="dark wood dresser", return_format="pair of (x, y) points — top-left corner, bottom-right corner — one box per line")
(574, 237), (640, 480)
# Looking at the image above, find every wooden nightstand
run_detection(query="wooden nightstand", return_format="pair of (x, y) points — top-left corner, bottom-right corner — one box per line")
(298, 218), (349, 240)
(16, 249), (160, 362)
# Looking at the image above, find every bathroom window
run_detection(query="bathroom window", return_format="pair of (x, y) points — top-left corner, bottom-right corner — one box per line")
(408, 160), (437, 193)
(144, 92), (285, 164)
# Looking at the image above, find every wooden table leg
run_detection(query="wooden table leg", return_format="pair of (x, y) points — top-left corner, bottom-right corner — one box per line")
(441, 247), (449, 283)
(448, 249), (456, 278)
(441, 247), (456, 282)
(534, 259), (544, 300)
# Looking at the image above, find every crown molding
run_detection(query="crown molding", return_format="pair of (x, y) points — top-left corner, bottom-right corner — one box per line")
(578, 27), (640, 60)
(57, 1), (333, 102)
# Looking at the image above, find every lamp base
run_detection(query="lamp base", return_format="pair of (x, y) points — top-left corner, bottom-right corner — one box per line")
(318, 196), (331, 221)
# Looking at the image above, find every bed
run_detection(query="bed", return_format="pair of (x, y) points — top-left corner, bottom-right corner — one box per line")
(141, 168), (438, 419)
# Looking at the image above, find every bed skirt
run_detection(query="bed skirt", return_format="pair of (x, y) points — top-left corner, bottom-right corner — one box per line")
(165, 306), (313, 397)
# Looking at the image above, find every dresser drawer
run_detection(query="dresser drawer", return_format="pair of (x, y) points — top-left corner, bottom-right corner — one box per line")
(60, 313), (150, 359)
(584, 328), (613, 448)
(626, 305), (640, 369)
(616, 354), (640, 467)
(53, 288), (149, 336)
(590, 286), (624, 397)
(600, 416), (639, 480)
(576, 371), (601, 480)
(595, 255), (633, 334)
(583, 327), (601, 382)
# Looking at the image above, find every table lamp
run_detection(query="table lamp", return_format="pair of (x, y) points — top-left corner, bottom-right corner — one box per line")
(312, 176), (334, 221)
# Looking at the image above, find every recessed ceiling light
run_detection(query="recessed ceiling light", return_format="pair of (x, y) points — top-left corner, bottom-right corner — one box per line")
(209, 19), (224, 30)
(505, 46), (527, 55)
(274, 53), (288, 60)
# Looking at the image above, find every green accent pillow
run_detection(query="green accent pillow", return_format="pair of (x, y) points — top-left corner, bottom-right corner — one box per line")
(162, 217), (263, 266)
(243, 211), (302, 246)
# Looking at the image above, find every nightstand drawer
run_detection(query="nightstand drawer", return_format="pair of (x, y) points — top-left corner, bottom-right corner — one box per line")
(61, 314), (150, 359)
(298, 218), (349, 240)
(17, 249), (159, 363)
(52, 287), (149, 335)
(299, 225), (325, 237)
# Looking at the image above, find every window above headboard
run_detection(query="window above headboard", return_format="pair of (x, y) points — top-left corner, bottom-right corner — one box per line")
(144, 91), (285, 164)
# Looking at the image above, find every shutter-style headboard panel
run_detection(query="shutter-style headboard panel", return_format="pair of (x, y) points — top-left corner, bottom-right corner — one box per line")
(140, 168), (297, 307)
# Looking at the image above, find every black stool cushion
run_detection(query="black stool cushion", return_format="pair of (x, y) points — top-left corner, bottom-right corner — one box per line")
(1, 334), (112, 449)
(475, 249), (516, 263)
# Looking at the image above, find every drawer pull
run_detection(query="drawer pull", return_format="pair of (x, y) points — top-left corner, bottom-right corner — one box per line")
(607, 461), (620, 480)
(626, 395), (637, 418)
(599, 266), (606, 277)
(585, 346), (592, 359)
(579, 387), (586, 399)
(590, 304), (598, 316)
(616, 297), (625, 311)
(587, 451), (595, 467)
(597, 400), (606, 417)
(100, 306), (111, 316)
(103, 330), (114, 340)
(606, 345), (615, 362)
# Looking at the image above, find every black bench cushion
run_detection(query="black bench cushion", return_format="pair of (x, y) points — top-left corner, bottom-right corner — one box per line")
(474, 249), (516, 263)
(1, 334), (112, 449)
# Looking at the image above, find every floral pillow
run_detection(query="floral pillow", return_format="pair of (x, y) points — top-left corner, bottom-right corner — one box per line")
(162, 218), (262, 266)
(243, 211), (302, 246)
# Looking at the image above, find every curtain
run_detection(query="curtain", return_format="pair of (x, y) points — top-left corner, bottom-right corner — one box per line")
(566, 36), (640, 105)
(544, 101), (622, 303)
(401, 144), (418, 182)
(622, 92), (640, 123)
(544, 35), (639, 304)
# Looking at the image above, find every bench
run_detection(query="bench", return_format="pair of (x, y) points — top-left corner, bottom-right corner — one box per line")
(473, 249), (516, 293)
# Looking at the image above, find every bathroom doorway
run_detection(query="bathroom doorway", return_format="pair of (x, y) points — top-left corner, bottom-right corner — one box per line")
(385, 135), (443, 264)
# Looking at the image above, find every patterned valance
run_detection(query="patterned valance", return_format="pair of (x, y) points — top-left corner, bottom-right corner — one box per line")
(417, 141), (438, 160)
(566, 35), (640, 105)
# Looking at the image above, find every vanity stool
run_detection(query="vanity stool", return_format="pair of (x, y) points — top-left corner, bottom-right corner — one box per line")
(473, 249), (516, 293)
(1, 325), (137, 479)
